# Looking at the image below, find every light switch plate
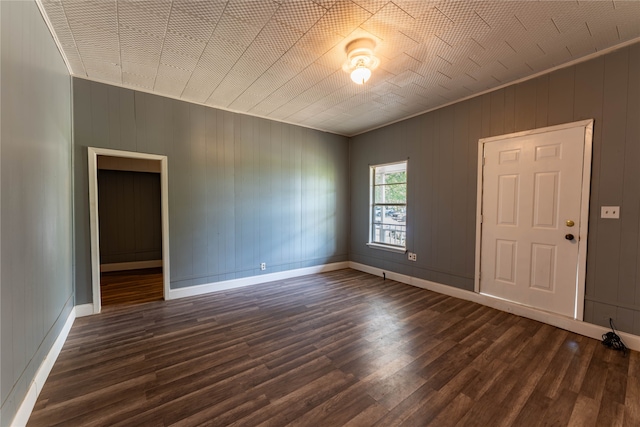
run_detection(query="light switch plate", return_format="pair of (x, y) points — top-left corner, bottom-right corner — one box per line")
(601, 206), (620, 219)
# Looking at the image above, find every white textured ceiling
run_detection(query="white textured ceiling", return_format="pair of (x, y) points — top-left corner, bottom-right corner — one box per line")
(40, 0), (640, 136)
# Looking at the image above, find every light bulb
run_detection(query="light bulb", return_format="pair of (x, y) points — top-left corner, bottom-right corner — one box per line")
(343, 38), (379, 84)
(350, 66), (371, 85)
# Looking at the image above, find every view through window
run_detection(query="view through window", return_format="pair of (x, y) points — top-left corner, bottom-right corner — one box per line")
(370, 161), (407, 249)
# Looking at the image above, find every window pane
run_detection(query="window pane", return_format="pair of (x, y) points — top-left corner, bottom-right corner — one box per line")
(374, 185), (383, 203)
(383, 183), (406, 204)
(379, 206), (406, 225)
(372, 223), (406, 246)
(385, 171), (406, 184)
(375, 170), (406, 185)
(373, 206), (403, 225)
(374, 184), (406, 204)
(370, 161), (407, 249)
(373, 206), (382, 222)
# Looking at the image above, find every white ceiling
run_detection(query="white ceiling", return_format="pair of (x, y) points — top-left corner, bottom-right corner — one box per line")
(39, 0), (640, 136)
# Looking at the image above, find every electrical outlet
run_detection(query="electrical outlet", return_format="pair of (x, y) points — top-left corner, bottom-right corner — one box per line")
(601, 206), (620, 219)
(408, 252), (417, 262)
(260, 262), (266, 270)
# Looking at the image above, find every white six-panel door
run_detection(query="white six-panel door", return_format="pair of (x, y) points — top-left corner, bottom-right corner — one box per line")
(479, 121), (592, 318)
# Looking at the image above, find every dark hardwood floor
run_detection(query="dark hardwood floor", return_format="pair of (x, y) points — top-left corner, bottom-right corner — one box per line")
(100, 268), (164, 306)
(28, 269), (639, 426)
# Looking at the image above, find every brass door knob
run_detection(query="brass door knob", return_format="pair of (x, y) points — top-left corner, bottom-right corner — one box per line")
(566, 220), (575, 227)
(565, 234), (574, 240)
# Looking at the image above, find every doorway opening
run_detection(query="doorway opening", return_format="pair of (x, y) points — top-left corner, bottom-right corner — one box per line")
(475, 119), (593, 320)
(88, 148), (170, 313)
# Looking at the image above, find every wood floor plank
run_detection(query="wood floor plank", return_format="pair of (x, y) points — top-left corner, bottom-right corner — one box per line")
(399, 365), (480, 426)
(100, 267), (164, 306)
(27, 268), (639, 426)
(497, 328), (569, 426)
(624, 351), (640, 426)
(426, 392), (474, 427)
(342, 402), (388, 427)
(567, 392), (601, 425)
(372, 382), (438, 426)
(539, 388), (579, 427)
(596, 398), (625, 427)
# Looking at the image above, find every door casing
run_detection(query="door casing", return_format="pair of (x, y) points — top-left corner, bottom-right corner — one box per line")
(474, 119), (593, 320)
(88, 147), (171, 314)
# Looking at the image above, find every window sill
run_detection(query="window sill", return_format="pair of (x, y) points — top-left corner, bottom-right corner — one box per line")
(366, 243), (407, 254)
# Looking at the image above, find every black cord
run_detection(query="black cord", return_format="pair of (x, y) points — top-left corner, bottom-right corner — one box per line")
(602, 318), (627, 356)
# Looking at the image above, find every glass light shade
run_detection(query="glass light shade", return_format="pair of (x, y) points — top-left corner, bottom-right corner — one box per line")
(350, 66), (371, 84)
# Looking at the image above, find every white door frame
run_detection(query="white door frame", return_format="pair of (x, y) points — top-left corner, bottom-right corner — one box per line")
(88, 147), (171, 314)
(474, 119), (593, 320)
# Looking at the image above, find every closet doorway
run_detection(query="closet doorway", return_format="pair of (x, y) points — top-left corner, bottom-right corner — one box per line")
(88, 148), (170, 313)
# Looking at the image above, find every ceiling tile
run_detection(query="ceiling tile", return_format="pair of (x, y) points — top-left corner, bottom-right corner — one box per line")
(320, 0), (372, 37)
(273, 0), (326, 32)
(172, 0), (225, 24)
(154, 74), (188, 97)
(40, 0), (640, 136)
(83, 59), (121, 82)
(122, 72), (155, 90)
(118, 0), (170, 36)
(167, 8), (218, 42)
(224, 0), (279, 28)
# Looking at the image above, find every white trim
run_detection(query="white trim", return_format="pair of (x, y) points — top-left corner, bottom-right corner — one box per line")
(474, 143), (484, 294)
(348, 262), (640, 352)
(12, 262), (640, 427)
(72, 76), (343, 138)
(74, 303), (95, 318)
(575, 120), (594, 320)
(69, 38), (640, 139)
(160, 157), (171, 301)
(87, 147), (170, 315)
(365, 243), (407, 253)
(100, 260), (163, 273)
(88, 148), (100, 314)
(35, 0), (73, 75)
(474, 119), (593, 320)
(88, 147), (167, 162)
(349, 37), (640, 137)
(369, 160), (408, 251)
(12, 307), (76, 427)
(168, 262), (349, 300)
(8, 261), (346, 425)
(478, 119), (595, 143)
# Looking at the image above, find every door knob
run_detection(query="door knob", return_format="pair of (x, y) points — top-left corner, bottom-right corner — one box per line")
(565, 234), (574, 240)
(565, 220), (575, 227)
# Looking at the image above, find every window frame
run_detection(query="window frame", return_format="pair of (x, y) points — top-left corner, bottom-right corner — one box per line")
(367, 160), (408, 253)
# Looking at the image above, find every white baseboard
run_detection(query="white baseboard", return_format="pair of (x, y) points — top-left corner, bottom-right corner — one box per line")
(169, 262), (350, 300)
(14, 260), (637, 427)
(100, 260), (162, 272)
(348, 261), (640, 352)
(74, 303), (94, 318)
(12, 306), (77, 427)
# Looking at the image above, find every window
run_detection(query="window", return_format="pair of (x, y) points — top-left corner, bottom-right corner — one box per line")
(368, 161), (407, 251)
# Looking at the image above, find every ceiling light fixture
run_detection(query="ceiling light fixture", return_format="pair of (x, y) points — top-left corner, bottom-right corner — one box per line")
(343, 38), (379, 85)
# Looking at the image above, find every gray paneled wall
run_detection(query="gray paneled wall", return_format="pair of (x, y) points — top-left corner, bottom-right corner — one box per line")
(97, 170), (162, 265)
(350, 42), (640, 335)
(73, 79), (349, 303)
(0, 1), (73, 425)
